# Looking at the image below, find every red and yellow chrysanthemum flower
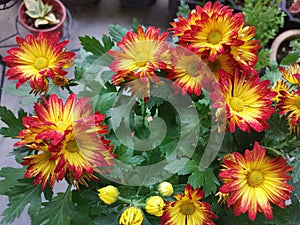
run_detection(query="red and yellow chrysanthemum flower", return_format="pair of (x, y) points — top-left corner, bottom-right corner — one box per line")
(219, 142), (294, 221)
(167, 46), (213, 96)
(170, 2), (259, 74)
(272, 79), (291, 103)
(210, 70), (276, 133)
(109, 26), (170, 97)
(230, 25), (259, 74)
(277, 87), (300, 138)
(279, 63), (300, 85)
(3, 32), (75, 95)
(179, 4), (244, 62)
(206, 53), (237, 81)
(160, 184), (217, 225)
(169, 6), (202, 38)
(15, 94), (115, 190)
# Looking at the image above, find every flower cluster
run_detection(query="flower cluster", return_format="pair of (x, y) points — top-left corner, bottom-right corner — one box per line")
(15, 93), (115, 190)
(275, 63), (300, 138)
(0, 1), (299, 225)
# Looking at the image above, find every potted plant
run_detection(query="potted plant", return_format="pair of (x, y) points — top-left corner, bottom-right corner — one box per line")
(18, 0), (66, 38)
(1, 2), (300, 225)
(270, 29), (300, 62)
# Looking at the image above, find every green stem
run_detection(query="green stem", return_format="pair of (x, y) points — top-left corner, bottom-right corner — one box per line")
(117, 196), (145, 208)
(263, 146), (283, 156)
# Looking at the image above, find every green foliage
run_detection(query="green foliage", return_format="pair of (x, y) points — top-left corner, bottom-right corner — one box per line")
(286, 194), (300, 225)
(0, 175), (42, 225)
(188, 169), (220, 197)
(131, 18), (140, 33)
(243, 0), (285, 48)
(32, 187), (93, 225)
(290, 148), (300, 183)
(0, 106), (26, 138)
(280, 51), (300, 65)
(289, 39), (300, 58)
(79, 35), (114, 58)
(1, 5), (300, 225)
(242, 0), (285, 71)
(260, 60), (281, 85)
(255, 48), (271, 71)
(0, 167), (25, 195)
(108, 24), (128, 43)
(115, 145), (145, 166)
(177, 0), (190, 18)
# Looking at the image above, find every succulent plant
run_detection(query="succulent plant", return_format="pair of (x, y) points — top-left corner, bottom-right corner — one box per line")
(24, 0), (60, 28)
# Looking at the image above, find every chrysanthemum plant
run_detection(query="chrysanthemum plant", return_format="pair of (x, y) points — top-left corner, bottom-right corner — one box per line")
(0, 2), (300, 225)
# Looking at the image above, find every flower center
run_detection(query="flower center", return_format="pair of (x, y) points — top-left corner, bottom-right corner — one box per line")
(180, 201), (195, 215)
(208, 59), (221, 72)
(66, 140), (79, 153)
(248, 170), (264, 187)
(208, 31), (222, 44)
(34, 57), (48, 70)
(186, 62), (199, 77)
(230, 97), (245, 112)
(295, 96), (300, 109)
(56, 121), (69, 131)
(135, 52), (148, 67)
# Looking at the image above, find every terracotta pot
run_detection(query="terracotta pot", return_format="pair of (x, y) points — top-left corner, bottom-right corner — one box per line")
(18, 0), (66, 39)
(270, 29), (300, 62)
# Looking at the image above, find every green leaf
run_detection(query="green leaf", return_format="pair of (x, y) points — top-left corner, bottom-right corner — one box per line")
(3, 83), (32, 96)
(132, 18), (140, 33)
(32, 188), (93, 225)
(110, 94), (136, 130)
(93, 213), (120, 225)
(261, 60), (281, 87)
(0, 167), (25, 195)
(115, 145), (145, 166)
(265, 205), (289, 225)
(218, 208), (268, 225)
(177, 0), (190, 18)
(108, 24), (128, 43)
(94, 92), (117, 113)
(79, 35), (114, 57)
(280, 51), (299, 66)
(0, 106), (26, 137)
(146, 96), (165, 109)
(1, 179), (42, 225)
(188, 169), (220, 197)
(290, 148), (300, 183)
(287, 194), (300, 225)
(178, 159), (198, 175)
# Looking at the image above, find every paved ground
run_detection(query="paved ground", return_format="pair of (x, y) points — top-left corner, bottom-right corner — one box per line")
(0, 0), (173, 224)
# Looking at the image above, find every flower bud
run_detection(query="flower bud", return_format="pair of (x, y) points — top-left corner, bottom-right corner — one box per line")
(119, 206), (143, 225)
(158, 181), (173, 197)
(145, 196), (165, 217)
(97, 185), (119, 205)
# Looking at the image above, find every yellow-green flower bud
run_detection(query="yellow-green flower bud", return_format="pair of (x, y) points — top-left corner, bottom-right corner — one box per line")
(158, 181), (173, 197)
(97, 185), (119, 205)
(119, 206), (143, 225)
(145, 196), (165, 217)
